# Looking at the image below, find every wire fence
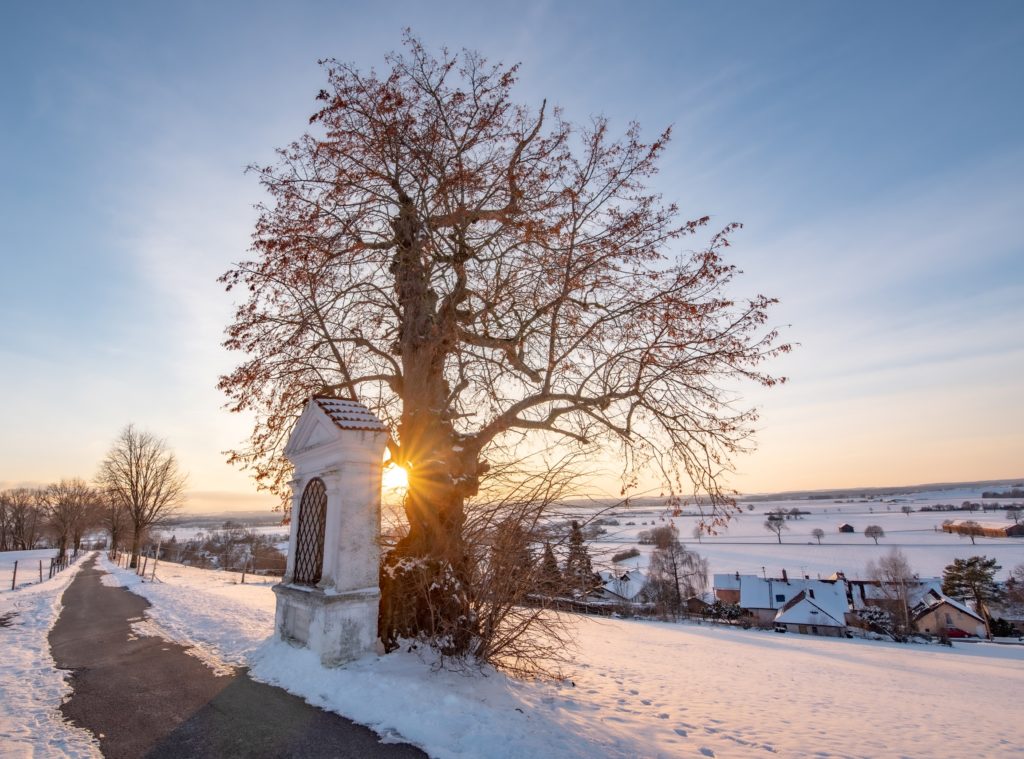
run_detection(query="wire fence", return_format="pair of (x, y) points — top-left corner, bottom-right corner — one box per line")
(106, 544), (284, 586)
(1, 549), (79, 591)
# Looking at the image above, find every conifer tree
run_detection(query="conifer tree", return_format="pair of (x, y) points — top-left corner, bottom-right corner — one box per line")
(564, 521), (596, 596)
(539, 542), (562, 594)
(942, 556), (1004, 633)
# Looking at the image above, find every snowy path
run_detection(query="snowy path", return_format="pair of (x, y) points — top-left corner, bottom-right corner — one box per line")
(47, 555), (426, 758)
(96, 556), (1024, 758)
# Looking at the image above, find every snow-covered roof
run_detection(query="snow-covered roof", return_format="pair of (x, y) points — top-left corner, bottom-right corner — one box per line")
(848, 579), (943, 610)
(943, 519), (1013, 531)
(602, 569), (648, 602)
(713, 573), (741, 590)
(774, 594), (847, 626)
(734, 576), (843, 611)
(913, 589), (985, 623)
(775, 586), (848, 628)
(314, 397), (386, 431)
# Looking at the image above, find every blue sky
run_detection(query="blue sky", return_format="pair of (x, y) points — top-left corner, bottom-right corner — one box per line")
(1, 1), (1022, 508)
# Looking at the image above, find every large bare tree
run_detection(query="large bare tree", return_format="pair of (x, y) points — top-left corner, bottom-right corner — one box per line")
(220, 37), (788, 655)
(96, 425), (186, 568)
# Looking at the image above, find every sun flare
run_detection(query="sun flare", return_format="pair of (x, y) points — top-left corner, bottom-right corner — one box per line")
(382, 463), (409, 490)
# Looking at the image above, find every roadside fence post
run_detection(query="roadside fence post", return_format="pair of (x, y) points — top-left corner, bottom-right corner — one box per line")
(39, 560), (43, 583)
(151, 541), (161, 581)
(10, 561), (17, 590)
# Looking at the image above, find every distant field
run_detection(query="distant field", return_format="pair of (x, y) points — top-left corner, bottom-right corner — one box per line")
(588, 497), (1024, 580)
(152, 481), (1024, 581)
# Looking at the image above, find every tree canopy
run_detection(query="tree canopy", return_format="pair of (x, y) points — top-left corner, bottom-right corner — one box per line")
(942, 555), (1004, 627)
(220, 35), (788, 656)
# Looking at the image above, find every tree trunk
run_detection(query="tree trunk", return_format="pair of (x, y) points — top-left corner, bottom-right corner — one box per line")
(130, 528), (141, 569)
(379, 198), (476, 654)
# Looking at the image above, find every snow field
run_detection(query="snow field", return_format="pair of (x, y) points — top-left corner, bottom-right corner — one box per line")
(99, 555), (1024, 758)
(0, 552), (100, 759)
(590, 499), (1024, 580)
(0, 549), (60, 592)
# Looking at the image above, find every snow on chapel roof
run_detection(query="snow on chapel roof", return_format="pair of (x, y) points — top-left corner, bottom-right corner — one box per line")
(313, 397), (386, 432)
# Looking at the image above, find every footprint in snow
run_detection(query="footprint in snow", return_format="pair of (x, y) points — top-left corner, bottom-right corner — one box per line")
(698, 748), (715, 757)
(674, 728), (688, 737)
(657, 713), (670, 720)
(641, 699), (652, 705)
(628, 689), (639, 695)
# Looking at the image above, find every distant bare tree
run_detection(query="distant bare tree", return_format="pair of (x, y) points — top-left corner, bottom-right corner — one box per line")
(811, 528), (824, 544)
(1007, 563), (1024, 606)
(901, 505), (913, 517)
(40, 479), (95, 560)
(764, 512), (788, 543)
(1006, 508), (1022, 526)
(864, 525), (885, 545)
(99, 489), (130, 555)
(7, 489), (44, 550)
(866, 547), (915, 634)
(643, 524), (708, 619)
(96, 425), (187, 568)
(957, 520), (984, 545)
(0, 491), (12, 550)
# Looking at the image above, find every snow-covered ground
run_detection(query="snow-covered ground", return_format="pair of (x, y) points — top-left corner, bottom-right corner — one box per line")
(0, 552), (99, 758)
(589, 497), (1024, 581)
(0, 548), (60, 592)
(97, 555), (1024, 758)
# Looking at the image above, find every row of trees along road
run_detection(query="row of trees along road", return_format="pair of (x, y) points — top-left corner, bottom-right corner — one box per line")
(0, 480), (100, 557)
(219, 35), (788, 665)
(0, 425), (186, 569)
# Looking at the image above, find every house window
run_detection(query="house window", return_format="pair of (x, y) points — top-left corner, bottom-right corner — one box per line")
(775, 594), (785, 602)
(945, 612), (952, 626)
(812, 626), (819, 634)
(293, 477), (327, 586)
(809, 589), (815, 599)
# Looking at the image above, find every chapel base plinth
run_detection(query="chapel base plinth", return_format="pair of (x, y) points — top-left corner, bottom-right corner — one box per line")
(273, 583), (381, 667)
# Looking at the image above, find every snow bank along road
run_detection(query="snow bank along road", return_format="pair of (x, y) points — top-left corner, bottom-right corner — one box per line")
(0, 552), (98, 757)
(95, 555), (1024, 759)
(48, 555), (425, 759)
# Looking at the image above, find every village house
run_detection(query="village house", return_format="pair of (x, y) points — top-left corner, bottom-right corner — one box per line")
(713, 572), (847, 627)
(837, 523), (855, 534)
(912, 589), (988, 637)
(846, 577), (943, 629)
(773, 585), (849, 636)
(596, 568), (648, 604)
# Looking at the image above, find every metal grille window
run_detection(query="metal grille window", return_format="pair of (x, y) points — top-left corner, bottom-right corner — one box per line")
(293, 477), (327, 585)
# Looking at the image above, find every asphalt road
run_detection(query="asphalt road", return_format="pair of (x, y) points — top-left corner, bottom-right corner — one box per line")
(49, 555), (427, 759)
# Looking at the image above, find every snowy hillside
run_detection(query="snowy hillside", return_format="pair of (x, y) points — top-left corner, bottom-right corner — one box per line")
(93, 555), (1023, 758)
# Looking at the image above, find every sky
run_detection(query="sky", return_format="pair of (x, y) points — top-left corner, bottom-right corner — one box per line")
(1, 1), (1022, 510)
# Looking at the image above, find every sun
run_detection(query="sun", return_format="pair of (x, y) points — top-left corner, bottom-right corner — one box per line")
(382, 462), (409, 490)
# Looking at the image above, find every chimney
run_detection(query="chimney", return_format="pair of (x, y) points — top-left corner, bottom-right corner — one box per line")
(782, 568), (789, 583)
